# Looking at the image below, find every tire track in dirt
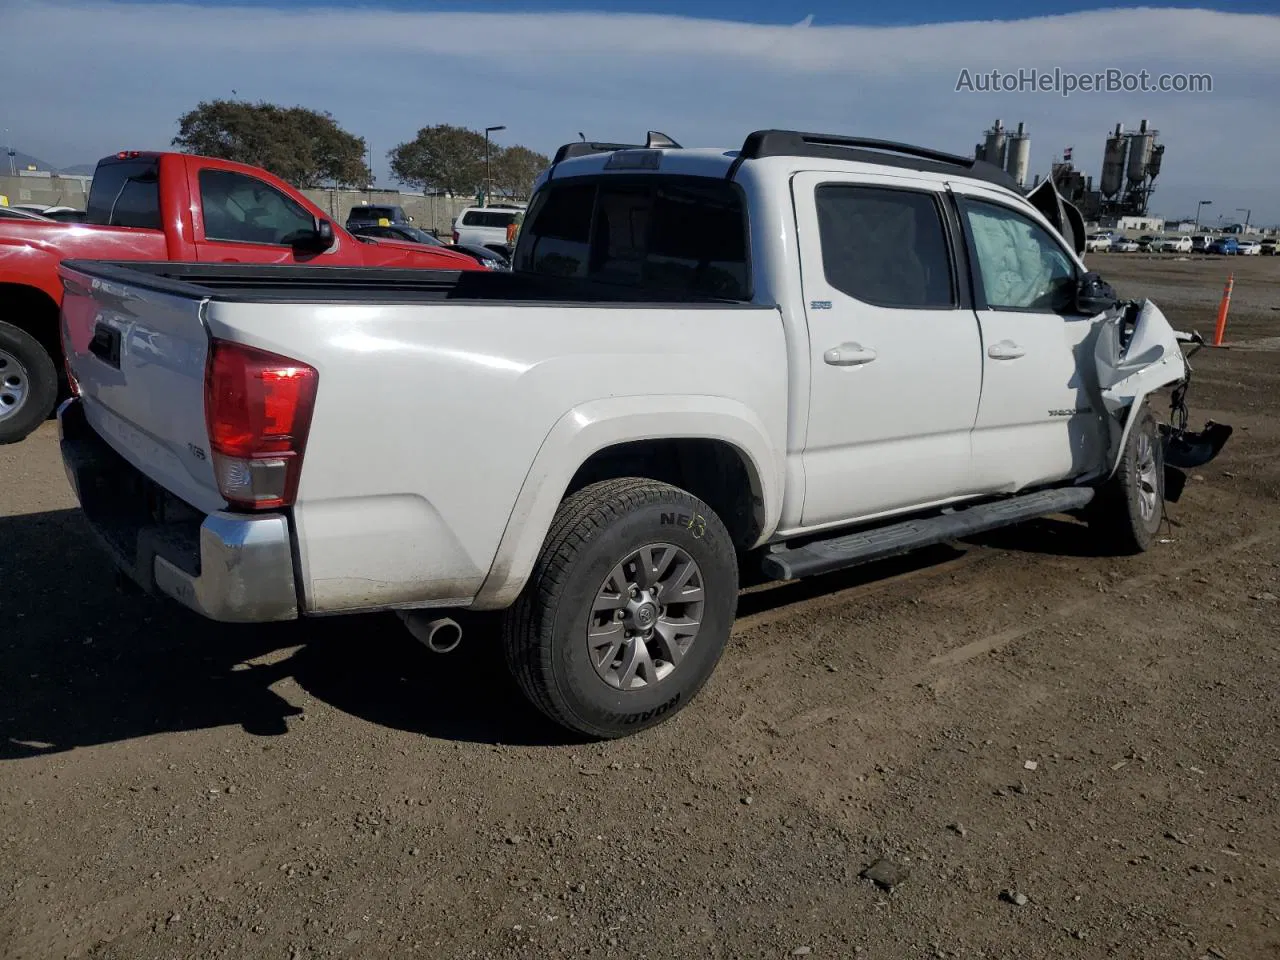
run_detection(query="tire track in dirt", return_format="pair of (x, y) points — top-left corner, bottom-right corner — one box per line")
(723, 528), (1274, 743)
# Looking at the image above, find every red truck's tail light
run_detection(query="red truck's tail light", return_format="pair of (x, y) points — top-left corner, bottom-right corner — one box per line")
(204, 340), (318, 510)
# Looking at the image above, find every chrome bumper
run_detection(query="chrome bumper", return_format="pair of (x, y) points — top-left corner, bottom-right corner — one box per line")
(58, 398), (299, 622)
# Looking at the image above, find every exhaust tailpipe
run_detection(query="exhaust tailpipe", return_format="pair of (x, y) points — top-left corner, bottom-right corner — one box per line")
(398, 612), (464, 654)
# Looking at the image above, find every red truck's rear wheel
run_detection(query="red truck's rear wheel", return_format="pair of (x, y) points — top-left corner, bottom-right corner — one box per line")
(0, 321), (58, 445)
(503, 478), (738, 739)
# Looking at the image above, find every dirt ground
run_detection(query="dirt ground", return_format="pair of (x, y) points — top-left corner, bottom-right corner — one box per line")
(2, 254), (1278, 960)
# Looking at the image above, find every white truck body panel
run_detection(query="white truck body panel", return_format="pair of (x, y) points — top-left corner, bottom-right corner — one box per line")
(201, 299), (788, 613)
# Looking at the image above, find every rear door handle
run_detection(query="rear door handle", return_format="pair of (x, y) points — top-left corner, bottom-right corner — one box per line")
(987, 340), (1026, 360)
(824, 342), (878, 366)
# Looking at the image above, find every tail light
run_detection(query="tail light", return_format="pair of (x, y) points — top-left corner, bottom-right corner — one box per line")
(65, 357), (80, 397)
(452, 230), (460, 244)
(60, 316), (81, 397)
(204, 340), (318, 510)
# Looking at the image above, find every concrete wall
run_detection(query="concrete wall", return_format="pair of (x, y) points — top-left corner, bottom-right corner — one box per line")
(0, 173), (514, 237)
(0, 173), (90, 209)
(301, 189), (501, 237)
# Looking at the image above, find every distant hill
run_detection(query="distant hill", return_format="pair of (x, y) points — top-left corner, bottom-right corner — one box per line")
(3, 149), (96, 176)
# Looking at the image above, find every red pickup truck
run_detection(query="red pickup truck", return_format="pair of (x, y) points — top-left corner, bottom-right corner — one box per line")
(0, 151), (479, 443)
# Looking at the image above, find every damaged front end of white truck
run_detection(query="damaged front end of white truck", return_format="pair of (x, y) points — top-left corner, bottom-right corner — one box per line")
(1093, 296), (1233, 504)
(1026, 177), (1232, 505)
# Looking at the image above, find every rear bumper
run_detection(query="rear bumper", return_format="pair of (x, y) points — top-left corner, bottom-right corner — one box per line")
(58, 398), (299, 622)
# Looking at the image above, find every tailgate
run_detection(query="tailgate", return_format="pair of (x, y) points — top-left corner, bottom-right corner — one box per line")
(61, 263), (225, 514)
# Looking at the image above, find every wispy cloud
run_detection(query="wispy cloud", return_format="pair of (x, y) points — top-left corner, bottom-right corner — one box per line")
(4, 1), (1278, 220)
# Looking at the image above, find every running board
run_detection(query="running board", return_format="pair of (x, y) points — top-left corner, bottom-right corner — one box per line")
(761, 487), (1096, 581)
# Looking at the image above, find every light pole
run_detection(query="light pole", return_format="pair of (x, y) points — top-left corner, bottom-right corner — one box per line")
(1236, 207), (1251, 233)
(484, 125), (505, 207)
(1194, 199), (1212, 232)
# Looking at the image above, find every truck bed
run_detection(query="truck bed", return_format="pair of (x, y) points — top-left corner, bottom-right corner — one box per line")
(61, 260), (760, 307)
(58, 256), (788, 619)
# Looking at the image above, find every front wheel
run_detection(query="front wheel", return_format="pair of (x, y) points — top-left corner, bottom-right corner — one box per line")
(502, 478), (739, 739)
(1088, 402), (1164, 554)
(0, 321), (59, 445)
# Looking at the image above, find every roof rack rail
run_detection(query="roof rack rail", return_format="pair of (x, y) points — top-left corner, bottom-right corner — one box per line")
(550, 131), (683, 166)
(728, 129), (1020, 191)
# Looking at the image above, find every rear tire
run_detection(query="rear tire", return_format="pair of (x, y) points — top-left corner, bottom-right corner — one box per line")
(1088, 402), (1164, 554)
(0, 321), (59, 445)
(502, 478), (738, 739)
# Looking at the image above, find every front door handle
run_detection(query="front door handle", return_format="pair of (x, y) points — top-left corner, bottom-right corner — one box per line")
(824, 342), (878, 366)
(987, 340), (1027, 360)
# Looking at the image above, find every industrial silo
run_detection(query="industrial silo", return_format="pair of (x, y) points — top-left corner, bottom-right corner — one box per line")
(982, 119), (1007, 168)
(1127, 119), (1153, 190)
(1004, 122), (1031, 187)
(1101, 123), (1128, 199)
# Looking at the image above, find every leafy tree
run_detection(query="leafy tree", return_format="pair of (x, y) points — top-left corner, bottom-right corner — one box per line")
(490, 145), (550, 199)
(172, 100), (370, 188)
(388, 124), (489, 197)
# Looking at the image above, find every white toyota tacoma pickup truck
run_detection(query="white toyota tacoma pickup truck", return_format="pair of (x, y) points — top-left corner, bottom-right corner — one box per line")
(57, 130), (1231, 739)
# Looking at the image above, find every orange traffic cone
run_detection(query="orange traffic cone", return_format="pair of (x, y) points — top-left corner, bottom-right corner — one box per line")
(1211, 273), (1234, 347)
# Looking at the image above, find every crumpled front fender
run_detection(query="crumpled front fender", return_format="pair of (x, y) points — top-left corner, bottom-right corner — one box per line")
(1094, 299), (1189, 480)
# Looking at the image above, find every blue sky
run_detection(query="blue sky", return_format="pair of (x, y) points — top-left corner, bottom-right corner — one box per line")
(5, 1), (1279, 222)
(101, 0), (1280, 21)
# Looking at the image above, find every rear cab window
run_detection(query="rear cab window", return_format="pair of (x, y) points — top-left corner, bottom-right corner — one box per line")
(86, 157), (161, 230)
(514, 177), (750, 301)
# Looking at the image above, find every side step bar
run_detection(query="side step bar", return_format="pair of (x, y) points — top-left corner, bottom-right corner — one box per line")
(761, 487), (1096, 581)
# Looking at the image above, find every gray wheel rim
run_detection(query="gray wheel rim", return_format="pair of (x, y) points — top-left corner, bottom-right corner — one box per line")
(0, 348), (29, 424)
(587, 542), (705, 691)
(1135, 430), (1160, 523)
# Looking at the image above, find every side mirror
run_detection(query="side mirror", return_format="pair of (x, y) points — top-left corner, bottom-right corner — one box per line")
(294, 217), (334, 253)
(1075, 271), (1117, 315)
(407, 215), (415, 223)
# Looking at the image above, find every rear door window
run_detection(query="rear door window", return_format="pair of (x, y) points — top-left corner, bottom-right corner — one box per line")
(814, 185), (953, 308)
(85, 158), (161, 230)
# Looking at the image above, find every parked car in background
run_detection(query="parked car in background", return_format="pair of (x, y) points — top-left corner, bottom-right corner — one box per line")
(56, 128), (1230, 739)
(1237, 240), (1262, 256)
(0, 150), (480, 444)
(351, 223), (510, 269)
(1136, 235), (1159, 251)
(1209, 237), (1239, 255)
(345, 204), (413, 230)
(1191, 235), (1214, 252)
(453, 205), (524, 252)
(0, 206), (52, 221)
(1261, 239), (1279, 256)
(1112, 238), (1140, 253)
(31, 205), (89, 223)
(18, 204), (90, 224)
(1152, 235), (1193, 253)
(1085, 233), (1112, 252)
